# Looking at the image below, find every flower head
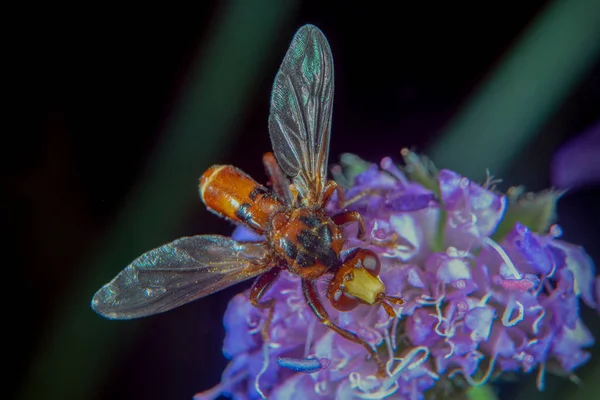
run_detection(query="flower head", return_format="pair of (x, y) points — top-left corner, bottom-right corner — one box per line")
(196, 150), (597, 400)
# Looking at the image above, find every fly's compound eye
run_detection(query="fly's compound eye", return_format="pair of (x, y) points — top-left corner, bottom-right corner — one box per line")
(329, 248), (385, 308)
(327, 263), (360, 311)
(328, 282), (360, 311)
(356, 249), (381, 277)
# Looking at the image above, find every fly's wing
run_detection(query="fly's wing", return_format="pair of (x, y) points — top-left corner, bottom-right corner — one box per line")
(91, 235), (270, 319)
(268, 24), (334, 205)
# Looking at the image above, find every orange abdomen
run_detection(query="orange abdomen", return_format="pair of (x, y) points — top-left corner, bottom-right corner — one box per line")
(199, 165), (283, 233)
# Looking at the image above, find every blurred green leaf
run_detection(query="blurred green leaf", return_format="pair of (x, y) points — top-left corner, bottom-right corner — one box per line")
(19, 1), (298, 399)
(429, 0), (600, 181)
(493, 187), (562, 241)
(467, 384), (499, 400)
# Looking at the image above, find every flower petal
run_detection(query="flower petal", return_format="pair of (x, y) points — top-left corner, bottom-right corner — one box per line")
(438, 169), (507, 240)
(465, 306), (495, 342)
(552, 240), (597, 308)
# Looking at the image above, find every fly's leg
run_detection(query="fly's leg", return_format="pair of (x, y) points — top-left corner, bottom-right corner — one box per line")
(343, 189), (377, 208)
(321, 180), (345, 209)
(302, 279), (387, 377)
(263, 152), (293, 204)
(249, 266), (281, 341)
(377, 292), (405, 318)
(332, 210), (366, 239)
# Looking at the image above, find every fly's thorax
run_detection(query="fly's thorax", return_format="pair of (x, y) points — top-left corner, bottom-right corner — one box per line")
(199, 165), (283, 232)
(268, 208), (344, 279)
(328, 249), (385, 311)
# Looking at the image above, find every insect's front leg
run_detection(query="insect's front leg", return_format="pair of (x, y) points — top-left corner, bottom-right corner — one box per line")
(302, 279), (387, 377)
(321, 180), (345, 209)
(249, 265), (282, 341)
(263, 152), (293, 204)
(332, 210), (366, 239)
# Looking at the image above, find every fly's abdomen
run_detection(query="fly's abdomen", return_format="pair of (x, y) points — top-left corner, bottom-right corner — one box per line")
(200, 165), (283, 233)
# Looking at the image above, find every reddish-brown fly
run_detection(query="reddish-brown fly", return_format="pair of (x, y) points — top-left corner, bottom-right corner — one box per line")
(92, 24), (403, 375)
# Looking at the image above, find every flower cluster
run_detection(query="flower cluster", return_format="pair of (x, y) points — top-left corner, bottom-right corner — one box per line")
(195, 150), (598, 400)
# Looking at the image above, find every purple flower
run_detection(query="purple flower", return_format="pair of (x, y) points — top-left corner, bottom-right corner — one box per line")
(195, 150), (598, 400)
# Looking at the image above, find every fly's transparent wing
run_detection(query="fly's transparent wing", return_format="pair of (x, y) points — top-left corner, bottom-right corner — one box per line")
(91, 235), (270, 319)
(269, 24), (334, 204)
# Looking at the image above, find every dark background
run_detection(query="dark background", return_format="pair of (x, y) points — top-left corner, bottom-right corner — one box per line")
(10, 1), (600, 399)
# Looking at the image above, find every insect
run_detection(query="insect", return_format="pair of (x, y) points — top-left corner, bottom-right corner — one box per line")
(92, 24), (403, 375)
(277, 356), (328, 373)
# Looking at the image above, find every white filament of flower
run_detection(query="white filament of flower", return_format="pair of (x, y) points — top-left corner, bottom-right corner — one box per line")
(534, 276), (547, 295)
(304, 318), (316, 358)
(349, 373), (391, 399)
(383, 331), (394, 364)
(391, 316), (399, 351)
(443, 338), (457, 359)
(349, 374), (393, 399)
(254, 342), (270, 400)
(477, 292), (493, 306)
(247, 313), (262, 334)
(314, 380), (329, 396)
(502, 299), (525, 326)
(285, 292), (305, 312)
(327, 331), (353, 371)
(536, 362), (546, 391)
(430, 284), (460, 338)
(546, 257), (558, 278)
(450, 352), (497, 386)
(482, 237), (523, 279)
(374, 312), (393, 331)
(433, 301), (454, 338)
(348, 373), (362, 387)
(482, 170), (502, 190)
(417, 293), (442, 306)
(381, 346), (430, 390)
(531, 305), (546, 334)
(364, 346), (439, 399)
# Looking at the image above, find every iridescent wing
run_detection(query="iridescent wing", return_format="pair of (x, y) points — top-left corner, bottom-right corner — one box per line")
(91, 235), (270, 319)
(268, 24), (334, 205)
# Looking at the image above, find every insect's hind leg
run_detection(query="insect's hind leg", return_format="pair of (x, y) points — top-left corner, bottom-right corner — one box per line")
(249, 266), (282, 341)
(302, 279), (387, 377)
(263, 152), (293, 204)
